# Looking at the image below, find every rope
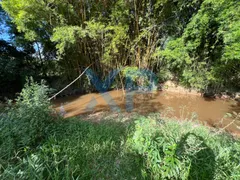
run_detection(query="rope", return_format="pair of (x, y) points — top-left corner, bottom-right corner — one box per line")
(48, 64), (93, 101)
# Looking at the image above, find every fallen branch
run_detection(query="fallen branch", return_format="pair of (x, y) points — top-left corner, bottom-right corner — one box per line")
(48, 64), (93, 101)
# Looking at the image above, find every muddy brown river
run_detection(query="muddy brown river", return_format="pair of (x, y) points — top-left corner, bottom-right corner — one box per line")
(53, 90), (240, 135)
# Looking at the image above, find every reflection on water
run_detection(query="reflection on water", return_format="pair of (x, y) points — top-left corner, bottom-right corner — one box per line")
(53, 90), (240, 134)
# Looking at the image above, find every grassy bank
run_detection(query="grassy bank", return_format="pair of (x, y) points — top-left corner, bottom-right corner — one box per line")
(1, 82), (240, 179)
(1, 114), (240, 179)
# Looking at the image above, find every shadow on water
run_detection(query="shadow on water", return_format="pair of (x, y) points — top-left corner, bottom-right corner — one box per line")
(176, 133), (215, 180)
(202, 96), (217, 102)
(52, 94), (80, 107)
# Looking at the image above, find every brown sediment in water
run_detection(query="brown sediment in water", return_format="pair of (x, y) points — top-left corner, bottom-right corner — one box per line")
(53, 90), (240, 135)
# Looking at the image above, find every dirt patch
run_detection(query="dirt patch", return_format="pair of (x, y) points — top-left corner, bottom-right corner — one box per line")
(161, 81), (240, 101)
(161, 81), (200, 96)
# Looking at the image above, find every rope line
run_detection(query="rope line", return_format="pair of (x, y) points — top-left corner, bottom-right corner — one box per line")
(48, 64), (93, 101)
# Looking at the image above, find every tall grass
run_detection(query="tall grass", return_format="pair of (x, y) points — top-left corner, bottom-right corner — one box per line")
(0, 81), (240, 179)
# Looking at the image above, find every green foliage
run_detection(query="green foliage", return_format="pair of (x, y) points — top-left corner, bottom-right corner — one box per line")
(127, 116), (240, 179)
(0, 119), (141, 179)
(157, 69), (173, 82)
(1, 112), (240, 179)
(0, 78), (54, 162)
(159, 0), (240, 91)
(1, 0), (240, 94)
(0, 1), (240, 178)
(122, 66), (158, 90)
(1, 0), (206, 91)
(127, 118), (182, 179)
(16, 78), (51, 107)
(51, 26), (85, 56)
(122, 66), (139, 82)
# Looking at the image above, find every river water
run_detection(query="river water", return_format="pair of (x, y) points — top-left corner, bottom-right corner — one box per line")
(53, 90), (240, 135)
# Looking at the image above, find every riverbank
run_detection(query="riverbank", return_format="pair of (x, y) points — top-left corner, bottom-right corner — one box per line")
(161, 81), (240, 101)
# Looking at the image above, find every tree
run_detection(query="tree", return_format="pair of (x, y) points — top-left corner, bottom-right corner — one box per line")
(1, 0), (239, 93)
(158, 0), (240, 91)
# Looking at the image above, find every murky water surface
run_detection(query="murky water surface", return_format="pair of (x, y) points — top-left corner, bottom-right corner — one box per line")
(53, 90), (240, 134)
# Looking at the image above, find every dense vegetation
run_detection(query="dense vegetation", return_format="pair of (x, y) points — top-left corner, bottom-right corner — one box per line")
(0, 1), (240, 179)
(0, 0), (240, 98)
(0, 82), (240, 179)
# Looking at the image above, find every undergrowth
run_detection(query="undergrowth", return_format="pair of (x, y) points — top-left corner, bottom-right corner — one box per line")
(0, 81), (240, 179)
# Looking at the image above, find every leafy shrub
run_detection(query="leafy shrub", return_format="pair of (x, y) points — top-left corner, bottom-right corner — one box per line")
(127, 118), (182, 179)
(127, 116), (240, 179)
(0, 78), (54, 161)
(157, 69), (173, 82)
(122, 66), (158, 91)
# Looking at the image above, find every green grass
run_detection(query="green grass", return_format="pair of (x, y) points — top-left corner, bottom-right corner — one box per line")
(1, 112), (240, 179)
